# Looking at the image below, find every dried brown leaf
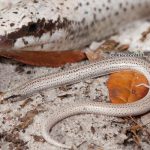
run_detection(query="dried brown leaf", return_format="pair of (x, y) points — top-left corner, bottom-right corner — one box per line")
(117, 44), (129, 51)
(98, 40), (119, 52)
(107, 71), (149, 104)
(17, 109), (38, 130)
(0, 50), (87, 67)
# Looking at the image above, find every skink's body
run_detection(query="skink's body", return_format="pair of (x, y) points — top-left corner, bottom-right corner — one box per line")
(1, 57), (150, 148)
(0, 0), (150, 51)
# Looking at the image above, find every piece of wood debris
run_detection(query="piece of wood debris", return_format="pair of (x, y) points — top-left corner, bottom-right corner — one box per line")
(20, 98), (33, 108)
(140, 27), (150, 42)
(117, 44), (129, 51)
(31, 134), (46, 143)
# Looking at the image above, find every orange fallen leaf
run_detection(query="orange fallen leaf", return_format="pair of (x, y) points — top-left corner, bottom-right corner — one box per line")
(107, 70), (149, 104)
(0, 50), (87, 67)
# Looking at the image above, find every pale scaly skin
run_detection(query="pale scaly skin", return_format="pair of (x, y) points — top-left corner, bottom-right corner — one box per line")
(0, 0), (150, 51)
(0, 57), (150, 148)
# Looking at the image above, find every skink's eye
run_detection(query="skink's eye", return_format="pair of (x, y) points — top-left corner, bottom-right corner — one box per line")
(28, 23), (38, 33)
